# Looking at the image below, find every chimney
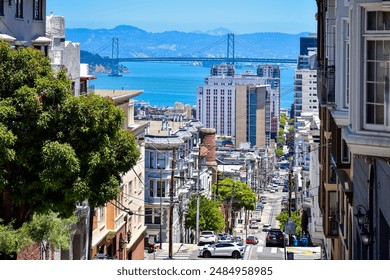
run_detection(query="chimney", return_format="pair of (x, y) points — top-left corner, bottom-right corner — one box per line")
(199, 128), (218, 184)
(199, 128), (216, 166)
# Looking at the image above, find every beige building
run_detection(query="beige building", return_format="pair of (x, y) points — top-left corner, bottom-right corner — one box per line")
(235, 85), (270, 148)
(91, 90), (147, 260)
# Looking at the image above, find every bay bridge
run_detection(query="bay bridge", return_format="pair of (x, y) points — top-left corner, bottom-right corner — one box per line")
(102, 34), (298, 76)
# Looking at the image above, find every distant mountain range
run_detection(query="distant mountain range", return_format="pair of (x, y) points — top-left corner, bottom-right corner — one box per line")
(65, 25), (309, 61)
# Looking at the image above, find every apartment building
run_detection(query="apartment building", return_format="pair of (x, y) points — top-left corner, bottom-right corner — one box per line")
(138, 119), (210, 245)
(317, 0), (390, 260)
(0, 1), (49, 51)
(91, 90), (146, 260)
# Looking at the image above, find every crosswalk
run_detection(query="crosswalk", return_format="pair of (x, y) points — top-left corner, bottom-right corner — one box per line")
(146, 246), (285, 260)
(256, 246), (281, 254)
(156, 251), (193, 260)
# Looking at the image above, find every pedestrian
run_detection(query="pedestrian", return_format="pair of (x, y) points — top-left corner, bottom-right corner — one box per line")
(190, 232), (194, 244)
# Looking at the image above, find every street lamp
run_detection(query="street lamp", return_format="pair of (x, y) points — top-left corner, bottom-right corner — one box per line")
(354, 205), (374, 246)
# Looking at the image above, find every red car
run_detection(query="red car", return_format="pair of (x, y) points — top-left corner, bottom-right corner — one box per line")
(246, 235), (259, 245)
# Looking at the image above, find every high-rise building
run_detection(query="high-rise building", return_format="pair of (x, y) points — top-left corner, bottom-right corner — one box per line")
(294, 68), (318, 128)
(257, 65), (281, 140)
(294, 35), (318, 129)
(197, 64), (275, 147)
(300, 35), (317, 56)
(235, 85), (271, 148)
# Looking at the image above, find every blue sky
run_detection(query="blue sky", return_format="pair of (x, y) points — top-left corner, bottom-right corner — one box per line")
(47, 0), (317, 34)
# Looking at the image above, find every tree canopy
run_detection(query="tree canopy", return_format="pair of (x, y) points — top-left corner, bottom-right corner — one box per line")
(214, 177), (256, 211)
(185, 194), (225, 233)
(276, 210), (302, 236)
(0, 41), (140, 257)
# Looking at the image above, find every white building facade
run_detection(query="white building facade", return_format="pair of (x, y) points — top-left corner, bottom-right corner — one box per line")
(196, 64), (270, 139)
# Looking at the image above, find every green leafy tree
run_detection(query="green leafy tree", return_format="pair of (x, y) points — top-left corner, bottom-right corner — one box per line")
(185, 194), (225, 233)
(215, 178), (256, 211)
(276, 210), (302, 235)
(214, 177), (256, 232)
(24, 211), (77, 260)
(0, 220), (31, 259)
(286, 125), (295, 152)
(0, 41), (140, 259)
(276, 147), (285, 158)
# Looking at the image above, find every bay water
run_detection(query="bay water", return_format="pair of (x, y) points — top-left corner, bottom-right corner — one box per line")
(90, 62), (296, 109)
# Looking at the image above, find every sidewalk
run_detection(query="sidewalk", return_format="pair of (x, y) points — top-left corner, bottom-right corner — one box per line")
(144, 243), (199, 260)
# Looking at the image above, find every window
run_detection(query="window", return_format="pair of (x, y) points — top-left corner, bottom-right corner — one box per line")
(156, 179), (166, 198)
(148, 151), (155, 168)
(364, 10), (390, 130)
(33, 0), (42, 20)
(149, 182), (154, 197)
(157, 152), (165, 168)
(15, 0), (23, 18)
(367, 11), (390, 31)
(144, 208), (161, 224)
(343, 19), (350, 108)
(97, 207), (106, 227)
(341, 139), (350, 164)
(365, 39), (389, 127)
(145, 208), (152, 224)
(0, 0), (4, 17)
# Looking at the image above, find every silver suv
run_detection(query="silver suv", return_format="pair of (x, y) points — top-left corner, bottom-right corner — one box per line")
(198, 242), (245, 259)
(199, 230), (218, 245)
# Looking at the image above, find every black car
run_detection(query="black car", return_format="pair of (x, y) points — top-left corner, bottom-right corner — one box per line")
(265, 228), (285, 247)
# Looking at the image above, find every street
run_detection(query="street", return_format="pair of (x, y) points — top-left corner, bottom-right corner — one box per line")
(145, 188), (288, 260)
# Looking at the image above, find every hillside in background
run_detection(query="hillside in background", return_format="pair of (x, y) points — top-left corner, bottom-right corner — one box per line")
(66, 25), (309, 61)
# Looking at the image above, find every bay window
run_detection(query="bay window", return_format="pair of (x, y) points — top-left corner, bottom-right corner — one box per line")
(364, 9), (390, 130)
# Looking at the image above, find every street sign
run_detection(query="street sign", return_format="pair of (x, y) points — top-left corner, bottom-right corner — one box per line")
(284, 218), (296, 235)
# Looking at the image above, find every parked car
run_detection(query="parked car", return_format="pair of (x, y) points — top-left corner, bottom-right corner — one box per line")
(218, 233), (234, 243)
(256, 202), (263, 210)
(262, 224), (272, 232)
(265, 228), (285, 247)
(249, 221), (259, 229)
(199, 231), (218, 245)
(198, 242), (245, 259)
(234, 236), (242, 243)
(246, 235), (259, 245)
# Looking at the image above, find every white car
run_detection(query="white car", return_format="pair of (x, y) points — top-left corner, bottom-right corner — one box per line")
(262, 224), (272, 232)
(249, 221), (259, 229)
(198, 242), (245, 259)
(199, 230), (218, 245)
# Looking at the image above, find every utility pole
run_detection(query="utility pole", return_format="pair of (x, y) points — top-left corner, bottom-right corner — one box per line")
(288, 170), (292, 218)
(229, 173), (237, 234)
(159, 166), (163, 249)
(195, 145), (202, 244)
(288, 169), (293, 246)
(168, 147), (176, 259)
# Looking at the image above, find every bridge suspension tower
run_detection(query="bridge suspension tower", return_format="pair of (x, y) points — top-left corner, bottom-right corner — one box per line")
(227, 33), (235, 65)
(109, 37), (122, 76)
